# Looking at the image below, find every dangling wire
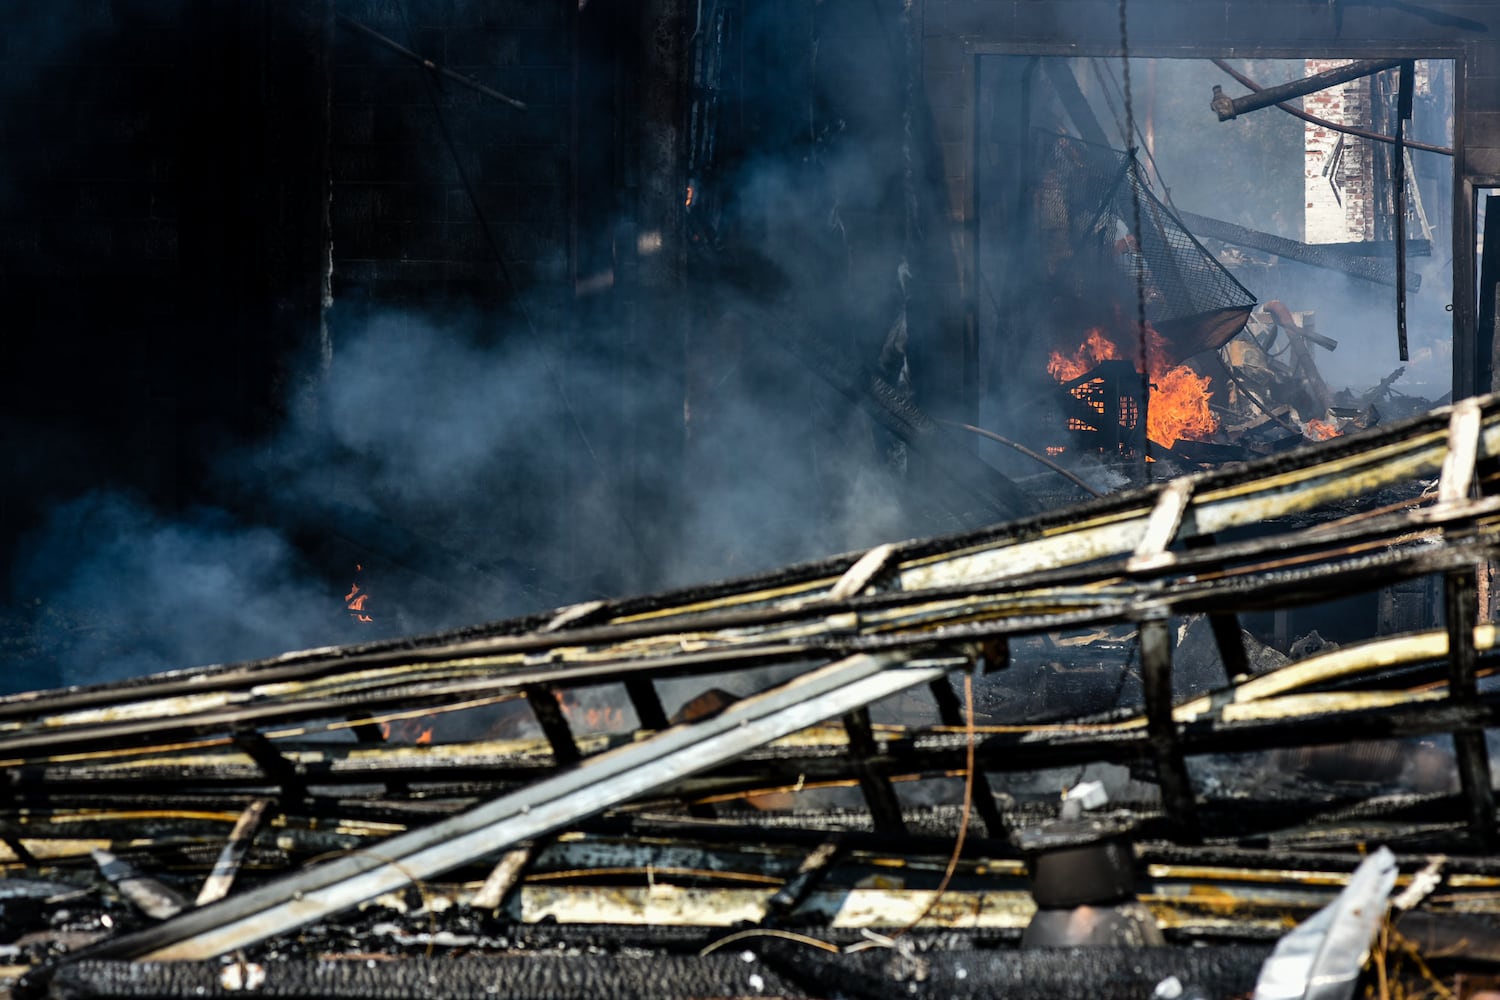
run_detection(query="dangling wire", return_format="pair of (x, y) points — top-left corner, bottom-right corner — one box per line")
(1117, 0), (1151, 484)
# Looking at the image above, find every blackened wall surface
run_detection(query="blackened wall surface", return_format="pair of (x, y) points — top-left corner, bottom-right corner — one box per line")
(329, 0), (570, 312)
(0, 1), (329, 573)
(921, 0), (1500, 404)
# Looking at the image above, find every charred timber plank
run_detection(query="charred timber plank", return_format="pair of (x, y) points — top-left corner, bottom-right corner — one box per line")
(841, 708), (906, 834)
(5, 504), (1499, 768)
(755, 942), (1269, 1000)
(1395, 60), (1414, 361)
(1136, 620), (1199, 841)
(625, 677), (670, 731)
(49, 955), (805, 1000)
(194, 798), (271, 906)
(7, 401), (1500, 771)
(764, 838), (842, 919)
(230, 729), (305, 806)
(26, 653), (948, 969)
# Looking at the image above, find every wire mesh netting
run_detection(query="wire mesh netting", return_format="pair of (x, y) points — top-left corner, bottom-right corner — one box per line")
(1032, 131), (1257, 363)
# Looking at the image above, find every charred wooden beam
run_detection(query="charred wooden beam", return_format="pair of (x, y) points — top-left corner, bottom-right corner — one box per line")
(928, 674), (1008, 837)
(10, 393), (1500, 743)
(1042, 59), (1111, 147)
(1176, 210), (1419, 290)
(841, 708), (906, 834)
(1395, 60), (1414, 361)
(1211, 58), (1452, 157)
(525, 686), (582, 766)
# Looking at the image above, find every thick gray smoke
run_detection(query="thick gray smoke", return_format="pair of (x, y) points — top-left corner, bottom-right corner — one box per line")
(11, 493), (336, 690)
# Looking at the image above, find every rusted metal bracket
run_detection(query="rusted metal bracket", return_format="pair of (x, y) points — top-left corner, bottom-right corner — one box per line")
(1445, 568), (1496, 848)
(524, 686), (582, 766)
(765, 838), (842, 919)
(232, 728), (306, 805)
(843, 708), (907, 833)
(1139, 619), (1200, 843)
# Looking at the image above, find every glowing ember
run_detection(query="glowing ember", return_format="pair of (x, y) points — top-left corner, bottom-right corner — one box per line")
(380, 717), (434, 744)
(555, 690), (628, 733)
(1304, 418), (1341, 441)
(1046, 326), (1218, 449)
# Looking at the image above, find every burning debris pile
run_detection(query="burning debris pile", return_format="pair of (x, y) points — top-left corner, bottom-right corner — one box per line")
(1012, 131), (1446, 494)
(4, 396), (1500, 997)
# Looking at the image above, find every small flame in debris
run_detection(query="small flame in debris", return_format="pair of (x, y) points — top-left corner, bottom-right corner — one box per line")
(380, 717), (434, 744)
(1304, 418), (1341, 441)
(1148, 362), (1217, 450)
(554, 690), (627, 733)
(1047, 325), (1218, 449)
(345, 564), (374, 623)
(685, 184), (694, 208)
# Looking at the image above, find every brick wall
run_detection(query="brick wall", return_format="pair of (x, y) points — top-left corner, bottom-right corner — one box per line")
(1302, 58), (1374, 244)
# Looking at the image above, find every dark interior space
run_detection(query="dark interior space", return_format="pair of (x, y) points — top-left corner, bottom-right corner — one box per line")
(2, 0), (980, 689)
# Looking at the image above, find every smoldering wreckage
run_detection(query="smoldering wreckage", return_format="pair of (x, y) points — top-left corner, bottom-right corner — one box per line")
(12, 3), (1500, 1000)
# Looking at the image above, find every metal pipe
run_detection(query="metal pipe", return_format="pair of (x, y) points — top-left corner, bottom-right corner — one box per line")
(335, 14), (527, 110)
(1395, 61), (1413, 361)
(1210, 58), (1452, 157)
(1213, 58), (1403, 121)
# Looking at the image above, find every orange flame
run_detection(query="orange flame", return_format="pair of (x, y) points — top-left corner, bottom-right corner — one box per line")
(554, 690), (628, 733)
(1047, 328), (1120, 382)
(1147, 364), (1217, 449)
(379, 717), (434, 744)
(1304, 418), (1341, 441)
(1046, 326), (1218, 450)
